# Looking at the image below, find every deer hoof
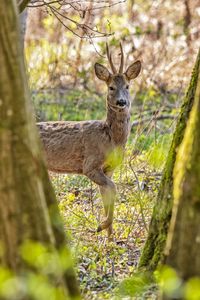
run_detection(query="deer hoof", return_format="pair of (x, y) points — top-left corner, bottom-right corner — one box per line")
(97, 219), (112, 232)
(108, 234), (114, 242)
(97, 225), (103, 232)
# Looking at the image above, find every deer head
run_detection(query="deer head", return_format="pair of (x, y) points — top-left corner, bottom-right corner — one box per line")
(94, 43), (141, 110)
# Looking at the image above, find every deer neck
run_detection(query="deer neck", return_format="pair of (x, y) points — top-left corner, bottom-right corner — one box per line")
(106, 104), (131, 146)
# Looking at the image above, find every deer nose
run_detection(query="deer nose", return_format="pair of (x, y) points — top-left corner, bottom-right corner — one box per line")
(116, 99), (126, 107)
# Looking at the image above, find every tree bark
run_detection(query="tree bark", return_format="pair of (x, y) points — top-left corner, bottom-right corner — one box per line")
(164, 60), (200, 280)
(19, 8), (28, 46)
(138, 49), (200, 271)
(0, 0), (79, 298)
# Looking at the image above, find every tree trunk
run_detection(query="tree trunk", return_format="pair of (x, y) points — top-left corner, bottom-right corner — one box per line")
(164, 59), (200, 280)
(19, 8), (28, 46)
(0, 0), (79, 298)
(17, 1), (30, 46)
(138, 49), (200, 271)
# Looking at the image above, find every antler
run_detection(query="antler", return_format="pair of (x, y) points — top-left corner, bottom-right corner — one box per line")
(106, 42), (124, 74)
(106, 43), (117, 74)
(119, 42), (124, 73)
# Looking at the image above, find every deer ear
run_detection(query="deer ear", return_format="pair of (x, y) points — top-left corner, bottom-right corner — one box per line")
(125, 60), (141, 80)
(95, 63), (110, 82)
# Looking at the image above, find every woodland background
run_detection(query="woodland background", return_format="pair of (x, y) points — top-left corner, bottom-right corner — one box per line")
(0, 0), (200, 299)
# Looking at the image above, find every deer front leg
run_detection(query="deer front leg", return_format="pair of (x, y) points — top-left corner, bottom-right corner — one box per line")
(98, 184), (115, 235)
(84, 168), (116, 236)
(99, 170), (114, 238)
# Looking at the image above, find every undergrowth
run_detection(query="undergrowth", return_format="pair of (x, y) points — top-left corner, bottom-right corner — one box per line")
(51, 156), (152, 298)
(50, 144), (169, 299)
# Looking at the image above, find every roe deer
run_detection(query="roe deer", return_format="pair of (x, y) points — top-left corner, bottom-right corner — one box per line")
(37, 43), (141, 239)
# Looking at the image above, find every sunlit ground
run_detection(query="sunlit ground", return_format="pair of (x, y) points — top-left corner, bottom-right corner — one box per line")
(51, 142), (166, 299)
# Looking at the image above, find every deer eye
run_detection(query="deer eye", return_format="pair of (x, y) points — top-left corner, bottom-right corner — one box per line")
(126, 85), (129, 89)
(109, 86), (115, 91)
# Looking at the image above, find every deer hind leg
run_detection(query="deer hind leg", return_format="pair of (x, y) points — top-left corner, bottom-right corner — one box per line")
(84, 168), (116, 236)
(99, 185), (113, 239)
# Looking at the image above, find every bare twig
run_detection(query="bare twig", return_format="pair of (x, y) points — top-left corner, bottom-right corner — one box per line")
(131, 114), (177, 129)
(128, 164), (148, 232)
(48, 3), (113, 38)
(27, 0), (123, 38)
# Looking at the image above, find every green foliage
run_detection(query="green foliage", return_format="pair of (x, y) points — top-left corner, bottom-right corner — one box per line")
(116, 272), (152, 297)
(0, 241), (73, 300)
(155, 266), (200, 300)
(20, 240), (73, 275)
(146, 135), (172, 170)
(155, 266), (182, 298)
(184, 278), (200, 300)
(105, 147), (124, 170)
(32, 89), (105, 122)
(0, 270), (67, 300)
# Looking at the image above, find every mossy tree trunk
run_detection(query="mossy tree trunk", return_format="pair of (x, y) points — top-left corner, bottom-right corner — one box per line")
(0, 0), (79, 298)
(139, 49), (200, 271)
(164, 62), (200, 280)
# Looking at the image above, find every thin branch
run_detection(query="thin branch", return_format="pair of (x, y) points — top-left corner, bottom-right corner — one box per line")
(49, 4), (113, 38)
(50, 5), (112, 36)
(28, 0), (126, 10)
(26, 0), (123, 38)
(62, 0), (127, 12)
(131, 114), (177, 129)
(49, 6), (83, 38)
(27, 0), (65, 8)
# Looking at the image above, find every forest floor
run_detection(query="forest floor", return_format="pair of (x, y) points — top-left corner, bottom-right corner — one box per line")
(51, 148), (162, 299)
